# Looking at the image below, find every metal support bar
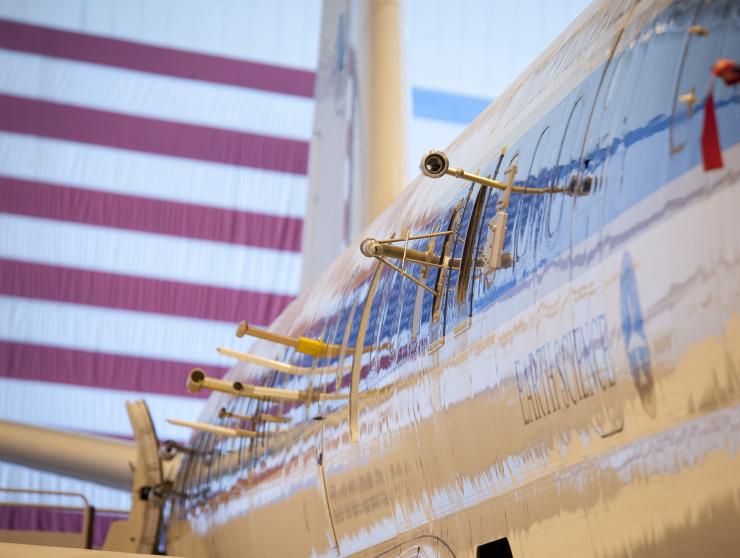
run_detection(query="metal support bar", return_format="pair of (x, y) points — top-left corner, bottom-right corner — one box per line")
(376, 230), (452, 243)
(359, 226), (459, 297)
(448, 166), (562, 194)
(0, 488), (92, 549)
(374, 255), (438, 295)
(500, 164), (517, 210)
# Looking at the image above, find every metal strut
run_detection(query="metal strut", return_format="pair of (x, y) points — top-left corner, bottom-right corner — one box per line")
(360, 229), (454, 297)
(419, 150), (552, 275)
(420, 149), (566, 195)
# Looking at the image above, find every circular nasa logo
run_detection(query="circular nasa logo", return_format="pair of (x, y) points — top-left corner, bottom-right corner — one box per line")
(619, 251), (656, 414)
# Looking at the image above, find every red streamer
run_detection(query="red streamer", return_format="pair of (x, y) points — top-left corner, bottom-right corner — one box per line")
(701, 88), (723, 171)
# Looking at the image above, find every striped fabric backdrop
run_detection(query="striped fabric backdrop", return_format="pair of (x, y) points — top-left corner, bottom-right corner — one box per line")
(0, 0), (589, 527)
(0, 2), (320, 511)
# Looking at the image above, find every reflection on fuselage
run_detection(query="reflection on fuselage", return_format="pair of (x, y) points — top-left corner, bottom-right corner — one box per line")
(166, 0), (740, 556)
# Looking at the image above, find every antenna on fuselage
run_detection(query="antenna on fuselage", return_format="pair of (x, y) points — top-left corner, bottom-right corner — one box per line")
(166, 418), (258, 438)
(419, 150), (524, 275)
(235, 321), (341, 358)
(233, 321), (377, 359)
(420, 149), (565, 195)
(359, 229), (455, 296)
(358, 150), (532, 288)
(186, 368), (348, 403)
(218, 408), (290, 425)
(217, 346), (353, 376)
(418, 149), (580, 276)
(217, 347), (314, 375)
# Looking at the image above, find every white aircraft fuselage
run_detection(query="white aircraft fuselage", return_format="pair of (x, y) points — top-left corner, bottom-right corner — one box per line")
(166, 0), (740, 556)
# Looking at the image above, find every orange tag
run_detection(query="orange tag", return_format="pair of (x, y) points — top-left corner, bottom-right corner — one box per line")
(712, 58), (740, 86)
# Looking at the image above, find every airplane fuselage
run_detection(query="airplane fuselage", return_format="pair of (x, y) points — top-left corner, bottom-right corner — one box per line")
(166, 0), (740, 556)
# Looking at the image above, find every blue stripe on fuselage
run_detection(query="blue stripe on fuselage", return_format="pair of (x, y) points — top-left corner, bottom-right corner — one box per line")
(469, 14), (740, 322)
(258, 2), (740, 391)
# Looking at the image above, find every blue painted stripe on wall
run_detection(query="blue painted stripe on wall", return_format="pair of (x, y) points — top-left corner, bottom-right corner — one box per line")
(412, 87), (492, 124)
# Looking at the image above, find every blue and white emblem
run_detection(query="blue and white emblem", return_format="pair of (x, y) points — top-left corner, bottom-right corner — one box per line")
(620, 251), (655, 410)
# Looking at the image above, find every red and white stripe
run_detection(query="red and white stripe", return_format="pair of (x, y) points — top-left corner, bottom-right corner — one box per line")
(0, 11), (317, 511)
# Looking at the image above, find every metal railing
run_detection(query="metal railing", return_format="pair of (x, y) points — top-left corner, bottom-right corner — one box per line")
(0, 487), (94, 549)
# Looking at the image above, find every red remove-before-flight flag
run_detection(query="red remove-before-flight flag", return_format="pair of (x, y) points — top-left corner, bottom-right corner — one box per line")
(701, 89), (723, 171)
